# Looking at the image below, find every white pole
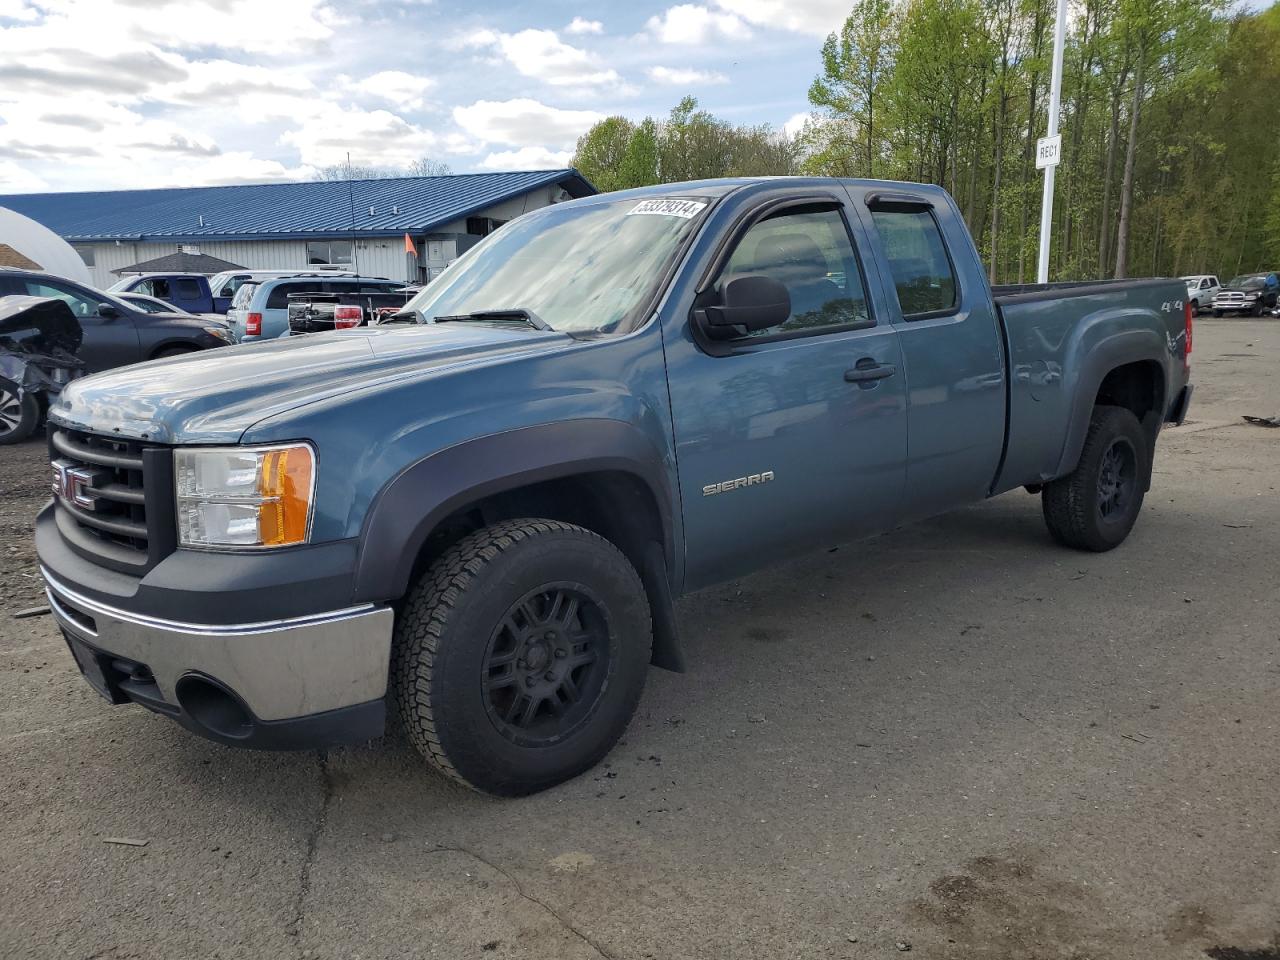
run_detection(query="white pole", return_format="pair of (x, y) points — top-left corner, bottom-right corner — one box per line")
(1036, 0), (1069, 284)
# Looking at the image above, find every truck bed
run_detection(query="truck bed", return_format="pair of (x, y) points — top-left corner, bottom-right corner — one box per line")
(991, 277), (1188, 494)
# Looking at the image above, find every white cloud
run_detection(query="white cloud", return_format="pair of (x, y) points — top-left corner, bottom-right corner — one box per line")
(783, 111), (812, 137)
(354, 70), (437, 111)
(648, 66), (728, 85)
(645, 4), (750, 44)
(479, 146), (574, 171)
(278, 103), (440, 169)
(453, 98), (603, 148)
(0, 0), (39, 22)
(0, 158), (48, 192)
(465, 27), (621, 88)
(565, 16), (603, 35)
(713, 0), (849, 36)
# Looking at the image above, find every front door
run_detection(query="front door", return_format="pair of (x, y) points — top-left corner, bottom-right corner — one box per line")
(665, 199), (909, 591)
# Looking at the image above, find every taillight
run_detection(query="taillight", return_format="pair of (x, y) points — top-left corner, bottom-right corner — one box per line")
(333, 305), (363, 330)
(1184, 300), (1193, 366)
(246, 312), (262, 336)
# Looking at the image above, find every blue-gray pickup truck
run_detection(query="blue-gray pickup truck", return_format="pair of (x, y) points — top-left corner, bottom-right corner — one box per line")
(36, 178), (1193, 795)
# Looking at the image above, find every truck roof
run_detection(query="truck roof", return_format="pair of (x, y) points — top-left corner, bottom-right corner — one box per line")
(551, 176), (948, 208)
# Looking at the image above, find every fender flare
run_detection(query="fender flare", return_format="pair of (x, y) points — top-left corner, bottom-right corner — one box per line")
(351, 419), (679, 605)
(1054, 328), (1168, 478)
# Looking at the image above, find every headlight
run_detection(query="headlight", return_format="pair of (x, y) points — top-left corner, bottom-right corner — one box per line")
(174, 444), (315, 549)
(203, 325), (235, 343)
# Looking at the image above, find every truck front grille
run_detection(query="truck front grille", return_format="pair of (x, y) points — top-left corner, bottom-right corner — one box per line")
(50, 428), (175, 574)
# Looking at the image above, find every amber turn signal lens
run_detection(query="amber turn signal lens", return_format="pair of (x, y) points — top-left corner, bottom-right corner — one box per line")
(257, 445), (314, 546)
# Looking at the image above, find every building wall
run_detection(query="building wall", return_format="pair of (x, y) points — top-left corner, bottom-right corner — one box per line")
(74, 186), (571, 290)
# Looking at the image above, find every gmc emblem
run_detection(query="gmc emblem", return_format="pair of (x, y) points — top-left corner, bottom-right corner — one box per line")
(51, 459), (102, 510)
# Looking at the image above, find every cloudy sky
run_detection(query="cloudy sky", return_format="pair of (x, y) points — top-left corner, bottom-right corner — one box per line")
(0, 0), (849, 194)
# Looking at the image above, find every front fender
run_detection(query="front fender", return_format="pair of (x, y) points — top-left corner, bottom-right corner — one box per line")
(351, 418), (678, 604)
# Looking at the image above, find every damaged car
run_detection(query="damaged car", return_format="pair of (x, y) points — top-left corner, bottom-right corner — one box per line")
(0, 295), (84, 445)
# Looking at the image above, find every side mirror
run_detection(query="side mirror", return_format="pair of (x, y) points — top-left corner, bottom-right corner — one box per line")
(703, 275), (790, 338)
(97, 302), (119, 319)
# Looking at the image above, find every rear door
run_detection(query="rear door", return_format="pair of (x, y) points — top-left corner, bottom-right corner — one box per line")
(16, 277), (141, 373)
(665, 193), (908, 589)
(846, 186), (1006, 521)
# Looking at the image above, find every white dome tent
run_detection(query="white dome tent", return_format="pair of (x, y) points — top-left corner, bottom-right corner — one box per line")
(0, 206), (91, 285)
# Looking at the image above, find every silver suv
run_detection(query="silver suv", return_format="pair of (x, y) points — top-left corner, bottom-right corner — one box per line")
(226, 275), (401, 341)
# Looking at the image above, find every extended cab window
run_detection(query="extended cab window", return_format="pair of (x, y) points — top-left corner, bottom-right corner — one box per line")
(719, 207), (870, 337)
(870, 209), (958, 317)
(173, 278), (201, 300)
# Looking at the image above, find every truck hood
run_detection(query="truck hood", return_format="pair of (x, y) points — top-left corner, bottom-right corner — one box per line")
(49, 323), (573, 444)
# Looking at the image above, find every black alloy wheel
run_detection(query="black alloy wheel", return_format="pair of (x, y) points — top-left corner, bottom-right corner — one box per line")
(482, 586), (612, 748)
(1096, 437), (1137, 525)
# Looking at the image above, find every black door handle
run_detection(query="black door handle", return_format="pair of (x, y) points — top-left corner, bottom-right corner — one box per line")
(844, 359), (897, 384)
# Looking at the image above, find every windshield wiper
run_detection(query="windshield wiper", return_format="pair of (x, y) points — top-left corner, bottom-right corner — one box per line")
(433, 307), (554, 332)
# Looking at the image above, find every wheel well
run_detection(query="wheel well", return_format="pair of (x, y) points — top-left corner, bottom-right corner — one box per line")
(406, 470), (666, 596)
(1095, 360), (1164, 432)
(149, 342), (198, 360)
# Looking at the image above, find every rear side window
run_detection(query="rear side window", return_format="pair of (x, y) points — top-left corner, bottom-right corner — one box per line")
(266, 282), (317, 308)
(870, 209), (958, 318)
(231, 283), (257, 309)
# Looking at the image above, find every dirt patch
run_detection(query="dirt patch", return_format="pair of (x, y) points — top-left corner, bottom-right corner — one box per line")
(910, 852), (1119, 958)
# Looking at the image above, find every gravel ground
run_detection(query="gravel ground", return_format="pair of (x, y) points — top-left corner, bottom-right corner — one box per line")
(1, 319), (1277, 960)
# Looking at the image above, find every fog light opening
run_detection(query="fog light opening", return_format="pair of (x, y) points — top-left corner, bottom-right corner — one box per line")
(176, 675), (254, 740)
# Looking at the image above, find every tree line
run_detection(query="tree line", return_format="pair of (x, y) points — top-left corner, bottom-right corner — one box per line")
(572, 0), (1280, 283)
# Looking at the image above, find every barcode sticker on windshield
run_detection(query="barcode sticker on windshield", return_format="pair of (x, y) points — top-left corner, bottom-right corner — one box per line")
(627, 199), (707, 219)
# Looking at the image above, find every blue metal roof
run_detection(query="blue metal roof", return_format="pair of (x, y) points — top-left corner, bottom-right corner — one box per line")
(0, 169), (596, 243)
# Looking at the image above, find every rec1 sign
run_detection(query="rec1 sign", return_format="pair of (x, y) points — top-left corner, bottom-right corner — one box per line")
(1036, 134), (1062, 170)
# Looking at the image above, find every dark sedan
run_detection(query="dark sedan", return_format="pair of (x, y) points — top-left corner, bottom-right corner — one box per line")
(0, 269), (233, 374)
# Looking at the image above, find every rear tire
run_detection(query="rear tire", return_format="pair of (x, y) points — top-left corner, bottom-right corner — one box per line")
(392, 519), (652, 796)
(0, 385), (39, 445)
(1042, 405), (1149, 552)
(154, 346), (196, 359)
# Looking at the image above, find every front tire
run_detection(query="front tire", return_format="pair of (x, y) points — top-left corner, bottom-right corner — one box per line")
(1042, 406), (1150, 552)
(392, 519), (652, 796)
(0, 385), (39, 445)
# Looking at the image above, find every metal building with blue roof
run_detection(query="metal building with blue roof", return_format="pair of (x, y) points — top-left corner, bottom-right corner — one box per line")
(0, 169), (596, 288)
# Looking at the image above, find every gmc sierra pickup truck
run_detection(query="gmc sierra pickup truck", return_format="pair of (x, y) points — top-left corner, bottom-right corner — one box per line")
(36, 178), (1193, 796)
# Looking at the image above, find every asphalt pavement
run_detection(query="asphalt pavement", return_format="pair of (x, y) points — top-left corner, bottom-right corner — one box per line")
(1, 318), (1277, 960)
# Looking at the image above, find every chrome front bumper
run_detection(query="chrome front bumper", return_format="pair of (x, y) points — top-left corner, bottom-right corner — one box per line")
(43, 567), (393, 724)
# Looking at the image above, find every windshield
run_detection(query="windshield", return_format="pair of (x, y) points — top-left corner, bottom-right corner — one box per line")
(403, 196), (710, 334)
(106, 277), (135, 292)
(1227, 275), (1264, 289)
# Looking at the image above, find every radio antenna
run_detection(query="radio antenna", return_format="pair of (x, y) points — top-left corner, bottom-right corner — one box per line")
(346, 151), (360, 276)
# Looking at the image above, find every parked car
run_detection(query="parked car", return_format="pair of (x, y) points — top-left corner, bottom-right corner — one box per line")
(107, 273), (218, 315)
(225, 274), (400, 341)
(0, 269), (234, 375)
(207, 267), (358, 314)
(1211, 272), (1279, 316)
(36, 177), (1192, 796)
(1181, 275), (1219, 313)
(0, 296), (83, 445)
(286, 285), (418, 335)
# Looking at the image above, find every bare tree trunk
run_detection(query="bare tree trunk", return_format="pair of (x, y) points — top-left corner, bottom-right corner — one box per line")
(1114, 55), (1146, 279)
(1098, 89), (1121, 277)
(990, 93), (1007, 281)
(1017, 0), (1047, 284)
